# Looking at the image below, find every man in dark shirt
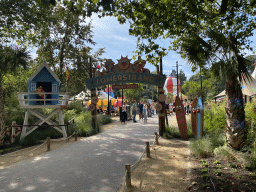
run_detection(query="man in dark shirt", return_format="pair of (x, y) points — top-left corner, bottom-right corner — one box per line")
(138, 101), (143, 120)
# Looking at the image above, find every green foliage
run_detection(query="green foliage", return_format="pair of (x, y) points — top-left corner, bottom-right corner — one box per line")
(189, 136), (214, 157)
(97, 114), (113, 126)
(4, 106), (34, 125)
(20, 133), (41, 147)
(204, 102), (226, 133)
(214, 145), (236, 160)
(67, 101), (84, 114)
(164, 125), (180, 138)
(69, 111), (94, 137)
(63, 109), (77, 124)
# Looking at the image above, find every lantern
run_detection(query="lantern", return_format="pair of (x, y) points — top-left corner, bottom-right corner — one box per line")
(163, 77), (181, 95)
(197, 107), (201, 113)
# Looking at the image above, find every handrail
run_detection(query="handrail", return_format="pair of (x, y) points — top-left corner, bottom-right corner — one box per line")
(17, 92), (70, 95)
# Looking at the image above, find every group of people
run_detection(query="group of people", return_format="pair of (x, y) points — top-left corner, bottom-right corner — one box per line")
(131, 100), (156, 124)
(165, 99), (192, 115)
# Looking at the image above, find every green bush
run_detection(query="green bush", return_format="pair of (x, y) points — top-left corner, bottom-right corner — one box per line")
(189, 136), (214, 157)
(4, 106), (34, 125)
(69, 111), (94, 137)
(20, 133), (41, 147)
(214, 145), (236, 160)
(187, 121), (194, 138)
(165, 125), (181, 138)
(63, 109), (76, 124)
(204, 102), (226, 133)
(67, 101), (83, 114)
(97, 114), (113, 125)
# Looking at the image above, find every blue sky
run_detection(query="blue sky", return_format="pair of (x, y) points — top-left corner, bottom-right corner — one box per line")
(30, 12), (256, 80)
(84, 13), (256, 79)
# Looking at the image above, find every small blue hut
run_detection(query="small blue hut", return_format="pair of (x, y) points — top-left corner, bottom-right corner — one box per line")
(17, 61), (69, 140)
(27, 62), (61, 105)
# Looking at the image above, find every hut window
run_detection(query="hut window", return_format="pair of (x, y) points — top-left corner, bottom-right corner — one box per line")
(52, 84), (57, 92)
(31, 83), (36, 91)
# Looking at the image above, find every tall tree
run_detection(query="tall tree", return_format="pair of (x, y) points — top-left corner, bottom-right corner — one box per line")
(0, 45), (30, 144)
(36, 0), (106, 92)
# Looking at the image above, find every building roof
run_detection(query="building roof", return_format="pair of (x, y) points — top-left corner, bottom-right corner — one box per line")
(27, 61), (61, 83)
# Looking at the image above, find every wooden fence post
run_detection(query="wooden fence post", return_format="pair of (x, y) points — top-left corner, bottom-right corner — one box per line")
(47, 137), (50, 151)
(155, 132), (159, 145)
(11, 121), (16, 144)
(146, 141), (150, 157)
(125, 164), (131, 188)
(75, 131), (77, 141)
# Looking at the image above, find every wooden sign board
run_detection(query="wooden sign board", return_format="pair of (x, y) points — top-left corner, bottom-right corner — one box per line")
(112, 84), (138, 89)
(175, 96), (188, 139)
(191, 98), (198, 137)
(196, 97), (204, 138)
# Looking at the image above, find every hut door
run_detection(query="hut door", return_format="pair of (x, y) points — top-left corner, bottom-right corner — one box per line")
(37, 82), (52, 103)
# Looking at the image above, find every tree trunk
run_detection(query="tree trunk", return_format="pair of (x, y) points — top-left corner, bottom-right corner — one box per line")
(225, 73), (247, 150)
(0, 80), (6, 145)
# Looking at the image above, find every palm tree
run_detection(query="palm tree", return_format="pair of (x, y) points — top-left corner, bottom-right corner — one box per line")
(179, 30), (252, 150)
(0, 45), (30, 144)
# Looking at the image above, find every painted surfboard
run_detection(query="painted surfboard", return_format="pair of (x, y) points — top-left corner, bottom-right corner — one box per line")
(196, 97), (204, 138)
(191, 98), (198, 137)
(175, 96), (188, 139)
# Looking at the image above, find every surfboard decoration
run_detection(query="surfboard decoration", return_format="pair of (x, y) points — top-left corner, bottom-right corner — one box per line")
(196, 97), (204, 138)
(175, 96), (188, 139)
(191, 98), (198, 137)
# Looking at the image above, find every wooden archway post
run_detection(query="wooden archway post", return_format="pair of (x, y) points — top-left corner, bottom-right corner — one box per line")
(90, 57), (98, 133)
(158, 56), (166, 136)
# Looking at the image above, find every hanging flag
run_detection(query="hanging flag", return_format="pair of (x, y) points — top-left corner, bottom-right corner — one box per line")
(66, 67), (70, 80)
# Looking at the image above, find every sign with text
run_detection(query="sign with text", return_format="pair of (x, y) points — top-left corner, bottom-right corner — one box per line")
(112, 84), (138, 89)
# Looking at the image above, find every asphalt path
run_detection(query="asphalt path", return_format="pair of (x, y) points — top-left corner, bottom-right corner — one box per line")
(0, 116), (159, 192)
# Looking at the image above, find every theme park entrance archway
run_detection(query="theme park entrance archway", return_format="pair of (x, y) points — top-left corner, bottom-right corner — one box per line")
(85, 56), (166, 135)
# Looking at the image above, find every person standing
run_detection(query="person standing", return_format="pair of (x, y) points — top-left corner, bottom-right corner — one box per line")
(132, 100), (137, 123)
(121, 103), (127, 124)
(139, 101), (143, 120)
(143, 103), (147, 123)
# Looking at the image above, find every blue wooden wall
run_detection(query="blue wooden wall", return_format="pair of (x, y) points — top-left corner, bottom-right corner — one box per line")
(28, 67), (60, 105)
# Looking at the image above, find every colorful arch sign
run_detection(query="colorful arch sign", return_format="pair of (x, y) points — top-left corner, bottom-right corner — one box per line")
(86, 56), (166, 89)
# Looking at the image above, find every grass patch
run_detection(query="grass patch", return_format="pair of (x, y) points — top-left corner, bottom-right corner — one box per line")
(201, 168), (208, 173)
(165, 125), (180, 138)
(201, 173), (210, 180)
(213, 160), (221, 165)
(189, 137), (214, 157)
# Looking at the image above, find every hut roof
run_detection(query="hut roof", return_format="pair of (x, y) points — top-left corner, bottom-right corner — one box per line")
(27, 61), (61, 83)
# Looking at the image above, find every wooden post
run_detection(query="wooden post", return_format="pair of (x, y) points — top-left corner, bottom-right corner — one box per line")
(75, 130), (77, 141)
(155, 132), (159, 145)
(125, 164), (131, 188)
(47, 137), (50, 151)
(146, 141), (150, 157)
(158, 56), (165, 136)
(90, 57), (98, 133)
(11, 121), (16, 144)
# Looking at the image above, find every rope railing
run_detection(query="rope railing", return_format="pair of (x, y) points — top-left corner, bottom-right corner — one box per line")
(1, 131), (78, 157)
(118, 132), (161, 192)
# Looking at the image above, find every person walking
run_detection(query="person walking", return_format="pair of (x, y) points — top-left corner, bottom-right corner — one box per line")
(132, 100), (137, 123)
(138, 101), (143, 120)
(143, 103), (147, 123)
(121, 103), (127, 124)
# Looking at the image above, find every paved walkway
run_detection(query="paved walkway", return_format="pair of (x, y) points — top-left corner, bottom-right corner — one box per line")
(0, 116), (160, 192)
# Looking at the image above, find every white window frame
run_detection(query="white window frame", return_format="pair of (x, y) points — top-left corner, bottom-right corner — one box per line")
(52, 84), (57, 92)
(31, 83), (36, 91)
